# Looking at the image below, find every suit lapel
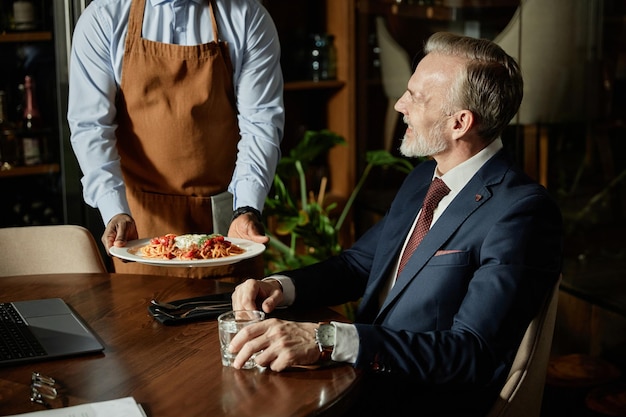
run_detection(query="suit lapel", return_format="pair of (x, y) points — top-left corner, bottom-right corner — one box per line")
(375, 151), (511, 320)
(356, 171), (432, 319)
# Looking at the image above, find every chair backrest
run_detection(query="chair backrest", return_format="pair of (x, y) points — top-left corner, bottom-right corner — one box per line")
(375, 16), (413, 101)
(375, 17), (413, 151)
(486, 277), (561, 417)
(493, 0), (593, 124)
(0, 225), (107, 276)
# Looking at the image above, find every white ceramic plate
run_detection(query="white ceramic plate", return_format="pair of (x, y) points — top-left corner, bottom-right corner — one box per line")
(109, 237), (265, 267)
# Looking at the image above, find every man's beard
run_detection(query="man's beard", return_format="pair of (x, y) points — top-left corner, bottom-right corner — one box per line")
(399, 116), (448, 158)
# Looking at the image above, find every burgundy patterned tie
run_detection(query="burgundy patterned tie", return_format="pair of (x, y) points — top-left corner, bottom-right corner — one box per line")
(397, 177), (450, 275)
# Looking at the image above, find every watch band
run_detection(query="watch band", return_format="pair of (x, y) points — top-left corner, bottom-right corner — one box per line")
(319, 346), (333, 362)
(231, 206), (262, 223)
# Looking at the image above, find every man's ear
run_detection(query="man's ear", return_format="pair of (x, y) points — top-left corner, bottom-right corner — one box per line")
(450, 109), (474, 140)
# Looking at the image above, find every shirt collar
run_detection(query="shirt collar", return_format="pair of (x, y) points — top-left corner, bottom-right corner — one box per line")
(438, 138), (503, 193)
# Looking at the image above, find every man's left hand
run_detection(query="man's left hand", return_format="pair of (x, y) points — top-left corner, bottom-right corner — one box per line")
(229, 319), (320, 372)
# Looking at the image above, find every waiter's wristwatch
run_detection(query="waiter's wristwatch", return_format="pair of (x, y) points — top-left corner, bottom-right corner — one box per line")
(315, 322), (336, 362)
(231, 206), (262, 223)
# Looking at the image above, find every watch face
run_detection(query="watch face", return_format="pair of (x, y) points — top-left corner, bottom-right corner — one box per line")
(318, 324), (335, 347)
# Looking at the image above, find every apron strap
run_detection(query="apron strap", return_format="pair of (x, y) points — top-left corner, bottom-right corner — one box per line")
(127, 0), (219, 43)
(127, 0), (145, 41)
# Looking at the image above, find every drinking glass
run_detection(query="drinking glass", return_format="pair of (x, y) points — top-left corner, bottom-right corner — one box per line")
(218, 310), (265, 369)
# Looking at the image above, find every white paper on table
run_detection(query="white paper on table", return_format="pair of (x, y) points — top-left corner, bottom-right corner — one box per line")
(6, 397), (146, 417)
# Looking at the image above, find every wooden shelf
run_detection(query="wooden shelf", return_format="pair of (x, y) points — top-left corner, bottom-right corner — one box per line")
(357, 0), (519, 21)
(267, 0), (356, 203)
(0, 163), (60, 178)
(0, 31), (52, 43)
(359, 1), (456, 20)
(363, 0), (519, 8)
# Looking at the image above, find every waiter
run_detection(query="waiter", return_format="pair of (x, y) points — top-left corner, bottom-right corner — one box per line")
(68, 0), (284, 278)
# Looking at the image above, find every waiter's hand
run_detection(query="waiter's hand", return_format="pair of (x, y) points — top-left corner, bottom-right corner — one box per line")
(228, 213), (269, 244)
(103, 213), (138, 254)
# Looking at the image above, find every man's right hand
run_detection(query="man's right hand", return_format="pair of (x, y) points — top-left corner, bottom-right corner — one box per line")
(231, 278), (284, 314)
(102, 213), (138, 254)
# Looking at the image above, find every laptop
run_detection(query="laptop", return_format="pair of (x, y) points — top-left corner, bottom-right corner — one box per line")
(0, 298), (104, 366)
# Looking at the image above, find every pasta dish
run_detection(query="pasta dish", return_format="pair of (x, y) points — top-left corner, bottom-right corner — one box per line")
(133, 233), (245, 260)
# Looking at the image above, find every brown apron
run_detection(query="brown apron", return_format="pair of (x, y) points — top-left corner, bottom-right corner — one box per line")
(113, 0), (262, 279)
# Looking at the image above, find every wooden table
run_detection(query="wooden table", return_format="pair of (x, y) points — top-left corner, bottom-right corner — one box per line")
(0, 273), (361, 416)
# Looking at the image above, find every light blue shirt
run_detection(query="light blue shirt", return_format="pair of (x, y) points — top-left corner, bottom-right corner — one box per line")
(68, 0), (284, 225)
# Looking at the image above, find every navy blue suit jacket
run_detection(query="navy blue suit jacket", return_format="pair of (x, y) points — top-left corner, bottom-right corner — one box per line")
(285, 149), (562, 413)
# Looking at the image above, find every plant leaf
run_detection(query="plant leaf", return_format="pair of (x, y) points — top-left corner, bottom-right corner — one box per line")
(276, 130), (346, 178)
(366, 150), (415, 173)
(291, 130), (346, 163)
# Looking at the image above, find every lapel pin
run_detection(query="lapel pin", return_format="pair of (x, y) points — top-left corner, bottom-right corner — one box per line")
(475, 194), (482, 202)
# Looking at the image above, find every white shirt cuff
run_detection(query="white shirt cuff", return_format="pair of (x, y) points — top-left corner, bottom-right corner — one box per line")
(331, 321), (358, 364)
(263, 275), (295, 306)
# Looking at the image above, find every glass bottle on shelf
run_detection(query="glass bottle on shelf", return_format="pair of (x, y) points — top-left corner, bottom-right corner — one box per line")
(0, 90), (21, 168)
(308, 33), (337, 81)
(21, 75), (47, 166)
(11, 0), (37, 31)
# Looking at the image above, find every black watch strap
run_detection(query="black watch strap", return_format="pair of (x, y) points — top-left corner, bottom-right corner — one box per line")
(231, 206), (262, 222)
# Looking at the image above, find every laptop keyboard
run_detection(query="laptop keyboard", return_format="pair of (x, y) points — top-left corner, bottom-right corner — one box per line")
(0, 303), (47, 362)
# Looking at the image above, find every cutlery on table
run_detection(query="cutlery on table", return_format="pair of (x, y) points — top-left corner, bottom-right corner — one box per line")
(154, 304), (231, 319)
(150, 299), (230, 311)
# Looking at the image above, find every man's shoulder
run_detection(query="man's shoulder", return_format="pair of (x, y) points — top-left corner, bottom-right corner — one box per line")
(77, 0), (130, 26)
(217, 0), (270, 12)
(86, 0), (130, 11)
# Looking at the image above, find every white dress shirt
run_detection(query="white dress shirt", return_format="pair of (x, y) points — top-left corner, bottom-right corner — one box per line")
(68, 0), (284, 224)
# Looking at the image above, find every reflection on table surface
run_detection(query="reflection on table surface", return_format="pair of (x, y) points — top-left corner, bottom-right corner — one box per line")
(0, 273), (361, 417)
